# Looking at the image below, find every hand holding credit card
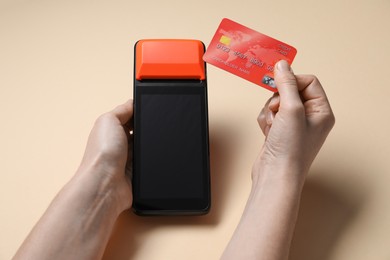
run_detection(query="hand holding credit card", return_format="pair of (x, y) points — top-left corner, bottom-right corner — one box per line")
(203, 18), (297, 92)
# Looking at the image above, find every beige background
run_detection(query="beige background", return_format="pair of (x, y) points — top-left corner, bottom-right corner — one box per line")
(1, 0), (390, 259)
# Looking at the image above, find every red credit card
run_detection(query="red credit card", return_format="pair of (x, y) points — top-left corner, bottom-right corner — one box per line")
(203, 18), (297, 92)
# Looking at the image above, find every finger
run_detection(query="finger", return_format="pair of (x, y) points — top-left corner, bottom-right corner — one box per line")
(268, 93), (280, 112)
(295, 75), (328, 102)
(274, 60), (302, 109)
(266, 94), (279, 126)
(111, 99), (134, 125)
(258, 96), (273, 134)
(257, 106), (268, 135)
(296, 75), (334, 116)
(296, 75), (335, 128)
(257, 95), (277, 136)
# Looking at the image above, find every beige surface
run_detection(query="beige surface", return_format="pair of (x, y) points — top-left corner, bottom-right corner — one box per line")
(1, 0), (390, 259)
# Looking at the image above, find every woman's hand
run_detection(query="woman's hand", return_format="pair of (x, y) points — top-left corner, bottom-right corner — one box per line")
(255, 60), (335, 183)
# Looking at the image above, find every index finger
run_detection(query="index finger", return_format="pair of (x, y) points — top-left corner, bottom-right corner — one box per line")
(296, 75), (334, 121)
(295, 75), (328, 102)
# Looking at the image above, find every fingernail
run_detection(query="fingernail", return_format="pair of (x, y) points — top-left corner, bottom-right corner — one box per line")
(276, 60), (290, 72)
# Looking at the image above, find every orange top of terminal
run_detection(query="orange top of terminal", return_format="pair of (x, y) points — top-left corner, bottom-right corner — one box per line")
(135, 39), (206, 80)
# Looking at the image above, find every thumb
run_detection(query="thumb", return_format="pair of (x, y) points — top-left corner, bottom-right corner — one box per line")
(111, 99), (134, 125)
(274, 60), (301, 107)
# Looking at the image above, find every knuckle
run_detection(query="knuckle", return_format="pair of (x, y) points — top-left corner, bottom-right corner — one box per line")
(305, 74), (318, 81)
(312, 76), (321, 87)
(308, 75), (322, 87)
(325, 112), (336, 129)
(314, 112), (336, 133)
(308, 74), (318, 81)
(318, 104), (335, 130)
